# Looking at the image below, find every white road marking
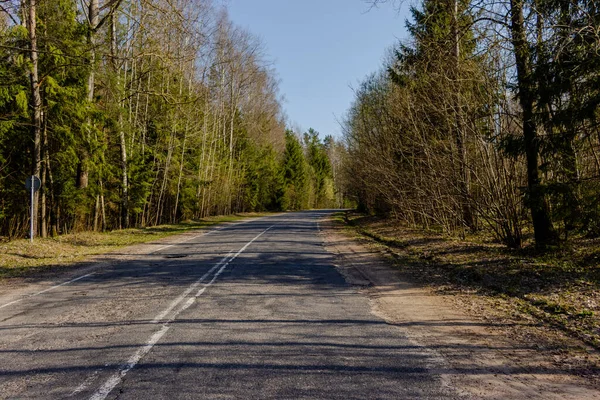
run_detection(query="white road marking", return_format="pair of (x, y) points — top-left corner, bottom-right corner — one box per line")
(0, 273), (95, 310)
(88, 225), (273, 400)
(0, 217), (268, 311)
(89, 325), (170, 400)
(149, 216), (266, 254)
(151, 252), (233, 323)
(149, 231), (216, 254)
(70, 369), (103, 396)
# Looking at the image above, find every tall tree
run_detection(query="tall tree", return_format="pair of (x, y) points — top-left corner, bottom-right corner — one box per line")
(280, 130), (308, 210)
(26, 0), (41, 235)
(304, 128), (333, 208)
(508, 0), (559, 247)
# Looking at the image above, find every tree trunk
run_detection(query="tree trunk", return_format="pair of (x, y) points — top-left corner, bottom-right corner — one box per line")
(26, 0), (41, 238)
(40, 112), (48, 237)
(100, 178), (106, 231)
(110, 13), (129, 229)
(87, 0), (98, 102)
(119, 115), (129, 229)
(173, 122), (188, 223)
(76, 0), (99, 190)
(94, 195), (100, 231)
(451, 0), (474, 232)
(509, 0), (558, 248)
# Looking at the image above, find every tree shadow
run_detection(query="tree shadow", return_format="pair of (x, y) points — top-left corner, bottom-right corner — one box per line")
(1, 210), (598, 398)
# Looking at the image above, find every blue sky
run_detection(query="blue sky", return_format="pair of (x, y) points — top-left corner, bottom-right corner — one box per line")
(224, 0), (409, 138)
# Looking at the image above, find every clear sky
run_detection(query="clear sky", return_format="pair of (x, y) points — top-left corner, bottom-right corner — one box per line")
(224, 0), (409, 138)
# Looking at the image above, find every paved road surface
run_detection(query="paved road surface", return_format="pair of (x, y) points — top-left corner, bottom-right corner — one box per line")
(0, 211), (459, 399)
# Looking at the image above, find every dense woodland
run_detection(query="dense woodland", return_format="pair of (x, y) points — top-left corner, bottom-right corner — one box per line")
(0, 0), (343, 238)
(344, 0), (600, 248)
(2, 0), (599, 250)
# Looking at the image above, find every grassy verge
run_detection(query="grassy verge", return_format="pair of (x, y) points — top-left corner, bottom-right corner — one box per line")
(337, 211), (600, 351)
(0, 213), (268, 280)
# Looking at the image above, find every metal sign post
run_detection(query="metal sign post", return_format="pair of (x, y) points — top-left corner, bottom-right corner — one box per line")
(25, 175), (41, 243)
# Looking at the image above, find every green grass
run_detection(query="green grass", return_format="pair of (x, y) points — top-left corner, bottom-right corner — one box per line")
(0, 213), (268, 279)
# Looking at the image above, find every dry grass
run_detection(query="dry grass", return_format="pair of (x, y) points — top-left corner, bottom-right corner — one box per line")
(340, 212), (600, 351)
(0, 214), (266, 279)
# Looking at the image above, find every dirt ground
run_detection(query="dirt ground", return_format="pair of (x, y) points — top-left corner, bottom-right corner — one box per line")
(320, 216), (600, 399)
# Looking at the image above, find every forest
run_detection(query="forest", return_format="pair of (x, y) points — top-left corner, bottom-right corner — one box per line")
(344, 0), (600, 249)
(2, 0), (599, 251)
(0, 0), (343, 238)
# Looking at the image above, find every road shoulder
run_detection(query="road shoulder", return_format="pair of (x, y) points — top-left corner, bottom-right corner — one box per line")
(321, 216), (600, 399)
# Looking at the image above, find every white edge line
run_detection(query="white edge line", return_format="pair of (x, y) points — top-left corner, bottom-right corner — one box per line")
(0, 217), (271, 311)
(0, 273), (95, 310)
(88, 225), (273, 400)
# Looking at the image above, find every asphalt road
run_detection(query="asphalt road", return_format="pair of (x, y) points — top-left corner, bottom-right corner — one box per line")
(0, 211), (459, 399)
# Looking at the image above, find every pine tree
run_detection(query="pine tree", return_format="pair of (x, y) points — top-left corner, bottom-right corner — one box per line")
(280, 130), (308, 210)
(534, 0), (600, 236)
(390, 0), (479, 231)
(304, 128), (333, 208)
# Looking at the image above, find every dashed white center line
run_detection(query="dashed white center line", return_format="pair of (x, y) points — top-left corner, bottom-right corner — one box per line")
(149, 230), (219, 254)
(151, 251), (233, 324)
(0, 217), (267, 311)
(149, 216), (265, 254)
(88, 225), (273, 400)
(70, 368), (103, 396)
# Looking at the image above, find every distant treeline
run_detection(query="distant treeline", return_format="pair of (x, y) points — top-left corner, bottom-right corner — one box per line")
(343, 0), (600, 248)
(0, 0), (345, 238)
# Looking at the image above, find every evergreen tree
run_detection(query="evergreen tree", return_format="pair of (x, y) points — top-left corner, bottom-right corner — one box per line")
(534, 0), (600, 236)
(304, 128), (333, 208)
(0, 0), (290, 237)
(389, 0), (481, 231)
(280, 130), (308, 210)
(0, 21), (30, 236)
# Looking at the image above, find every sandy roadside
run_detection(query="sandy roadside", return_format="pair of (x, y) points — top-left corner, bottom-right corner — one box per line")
(320, 216), (600, 399)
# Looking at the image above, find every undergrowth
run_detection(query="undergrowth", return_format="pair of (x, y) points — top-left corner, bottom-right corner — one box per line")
(339, 211), (600, 350)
